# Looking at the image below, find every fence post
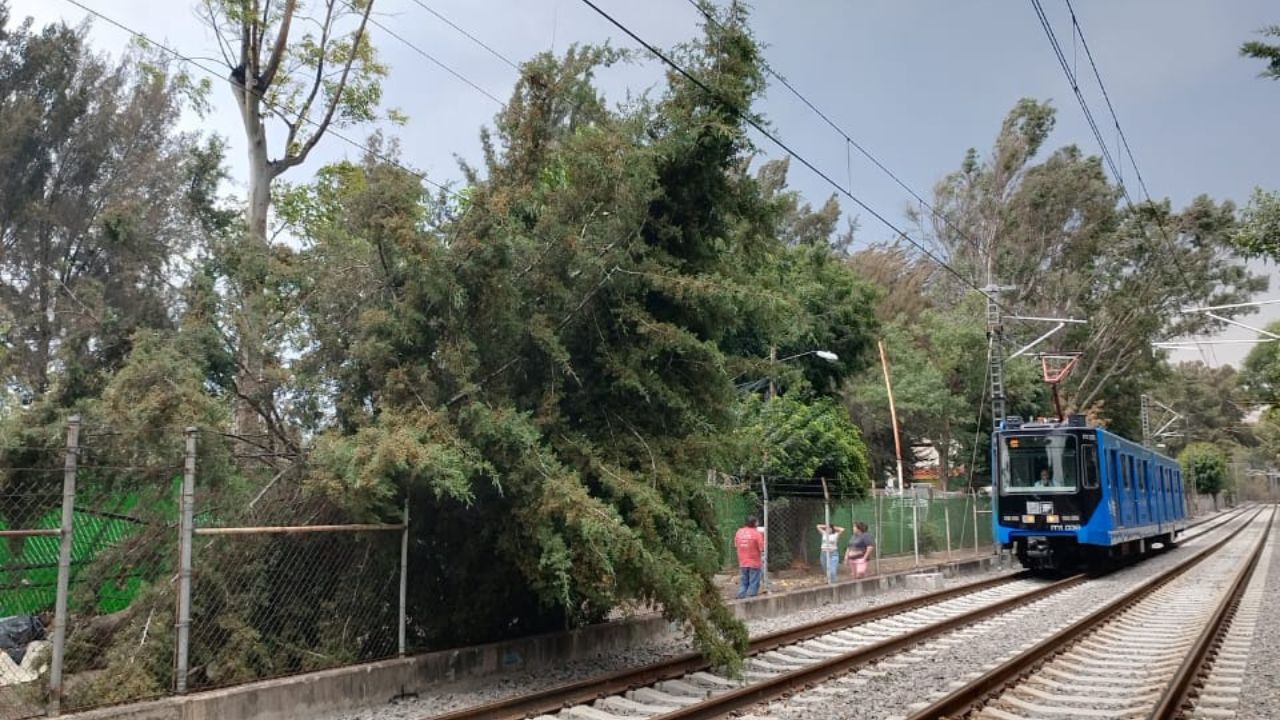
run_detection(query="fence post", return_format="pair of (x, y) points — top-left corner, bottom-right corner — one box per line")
(48, 415), (80, 715)
(760, 476), (769, 593)
(944, 503), (952, 560)
(398, 493), (410, 657)
(911, 492), (920, 567)
(973, 490), (981, 556)
(873, 490), (882, 576)
(820, 478), (831, 584)
(175, 427), (197, 694)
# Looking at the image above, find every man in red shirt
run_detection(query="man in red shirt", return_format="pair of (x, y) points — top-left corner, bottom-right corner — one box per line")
(733, 515), (765, 598)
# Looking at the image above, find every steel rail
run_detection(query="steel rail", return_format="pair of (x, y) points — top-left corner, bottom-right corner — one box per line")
(1148, 509), (1273, 719)
(902, 506), (1266, 720)
(424, 571), (1028, 720)
(648, 573), (1087, 720)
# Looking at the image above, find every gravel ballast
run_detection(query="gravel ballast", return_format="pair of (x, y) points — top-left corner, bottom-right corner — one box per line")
(1236, 511), (1279, 720)
(753, 510), (1264, 720)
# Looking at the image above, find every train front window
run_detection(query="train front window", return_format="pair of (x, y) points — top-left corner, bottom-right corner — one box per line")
(1000, 435), (1079, 494)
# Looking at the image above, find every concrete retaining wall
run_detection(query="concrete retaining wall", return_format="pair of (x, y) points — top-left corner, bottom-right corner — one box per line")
(66, 554), (1007, 720)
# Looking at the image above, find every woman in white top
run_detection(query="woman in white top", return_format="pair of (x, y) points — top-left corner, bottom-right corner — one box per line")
(816, 523), (845, 583)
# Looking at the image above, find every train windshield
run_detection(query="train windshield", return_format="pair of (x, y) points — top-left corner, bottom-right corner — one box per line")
(999, 434), (1079, 494)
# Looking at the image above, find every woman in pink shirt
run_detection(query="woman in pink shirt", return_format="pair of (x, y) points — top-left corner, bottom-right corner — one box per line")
(734, 516), (765, 598)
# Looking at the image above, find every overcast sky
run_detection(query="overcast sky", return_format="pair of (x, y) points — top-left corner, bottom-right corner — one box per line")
(11, 0), (1280, 366)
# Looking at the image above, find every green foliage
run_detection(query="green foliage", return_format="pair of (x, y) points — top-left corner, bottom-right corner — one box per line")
(0, 13), (218, 406)
(270, 4), (874, 666)
(1231, 188), (1280, 261)
(923, 99), (1264, 425)
(1241, 24), (1280, 80)
(1150, 361), (1248, 454)
(1240, 321), (1280, 401)
(1179, 442), (1229, 499)
(737, 395), (872, 497)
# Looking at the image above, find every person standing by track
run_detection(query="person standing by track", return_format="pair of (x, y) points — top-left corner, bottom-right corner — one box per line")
(734, 515), (766, 598)
(816, 522), (845, 583)
(846, 521), (875, 579)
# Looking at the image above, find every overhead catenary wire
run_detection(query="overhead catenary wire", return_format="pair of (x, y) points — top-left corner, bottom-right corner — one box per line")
(1065, 1), (1226, 372)
(577, 0), (1016, 316)
(1029, 0), (1202, 308)
(358, 4), (505, 105)
(682, 0), (1047, 341)
(405, 0), (520, 71)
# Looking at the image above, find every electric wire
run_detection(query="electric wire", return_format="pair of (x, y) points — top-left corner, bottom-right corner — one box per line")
(358, 3), (505, 105)
(684, 0), (984, 258)
(577, 0), (1013, 314)
(1030, 1), (1202, 308)
(405, 0), (520, 70)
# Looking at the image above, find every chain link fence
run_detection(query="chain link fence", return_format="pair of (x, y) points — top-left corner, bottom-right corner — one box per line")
(0, 420), (407, 717)
(709, 477), (996, 592)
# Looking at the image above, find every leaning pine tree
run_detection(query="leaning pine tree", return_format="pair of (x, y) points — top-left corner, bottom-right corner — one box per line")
(292, 4), (876, 666)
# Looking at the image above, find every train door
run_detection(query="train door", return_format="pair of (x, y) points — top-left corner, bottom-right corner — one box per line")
(1129, 456), (1141, 526)
(1120, 454), (1134, 526)
(1164, 469), (1174, 522)
(1141, 458), (1151, 526)
(1106, 448), (1122, 527)
(1158, 469), (1168, 527)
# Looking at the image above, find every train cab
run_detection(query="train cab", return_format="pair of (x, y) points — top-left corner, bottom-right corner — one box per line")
(993, 415), (1186, 571)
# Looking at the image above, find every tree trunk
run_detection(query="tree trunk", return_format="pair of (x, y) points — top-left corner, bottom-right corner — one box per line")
(233, 90), (275, 438)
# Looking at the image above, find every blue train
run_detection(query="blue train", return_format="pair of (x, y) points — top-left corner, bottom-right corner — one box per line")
(993, 415), (1188, 571)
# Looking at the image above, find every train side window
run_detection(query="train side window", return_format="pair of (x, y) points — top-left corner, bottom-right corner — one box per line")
(1082, 443), (1098, 489)
(1109, 449), (1119, 492)
(1138, 460), (1146, 491)
(1121, 455), (1131, 490)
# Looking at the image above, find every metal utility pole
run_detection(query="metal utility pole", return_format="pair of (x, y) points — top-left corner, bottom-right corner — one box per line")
(1141, 394), (1152, 447)
(1140, 395), (1184, 449)
(985, 287), (1007, 431)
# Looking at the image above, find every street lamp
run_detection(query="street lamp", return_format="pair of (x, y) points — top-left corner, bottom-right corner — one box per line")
(767, 348), (839, 400)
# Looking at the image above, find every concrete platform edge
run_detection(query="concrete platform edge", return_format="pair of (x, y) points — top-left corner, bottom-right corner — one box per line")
(63, 554), (1007, 720)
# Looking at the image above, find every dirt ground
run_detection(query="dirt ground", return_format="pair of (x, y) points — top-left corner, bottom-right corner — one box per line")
(715, 546), (998, 599)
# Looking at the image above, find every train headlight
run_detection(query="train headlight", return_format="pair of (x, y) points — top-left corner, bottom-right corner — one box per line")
(1021, 514), (1036, 524)
(1046, 514), (1060, 523)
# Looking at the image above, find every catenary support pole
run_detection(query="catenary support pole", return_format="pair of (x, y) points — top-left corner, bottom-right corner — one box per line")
(48, 415), (80, 715)
(175, 427), (197, 693)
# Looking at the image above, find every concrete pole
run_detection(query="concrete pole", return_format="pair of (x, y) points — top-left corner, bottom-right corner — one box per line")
(973, 490), (981, 555)
(878, 341), (907, 494)
(911, 494), (920, 567)
(760, 476), (769, 593)
(175, 427), (197, 693)
(944, 503), (952, 560)
(48, 415), (79, 715)
(873, 491), (882, 576)
(398, 494), (410, 657)
(821, 478), (831, 584)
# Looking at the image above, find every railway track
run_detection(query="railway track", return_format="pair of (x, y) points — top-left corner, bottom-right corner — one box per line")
(425, 570), (1057, 720)
(425, 507), (1254, 720)
(901, 506), (1273, 720)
